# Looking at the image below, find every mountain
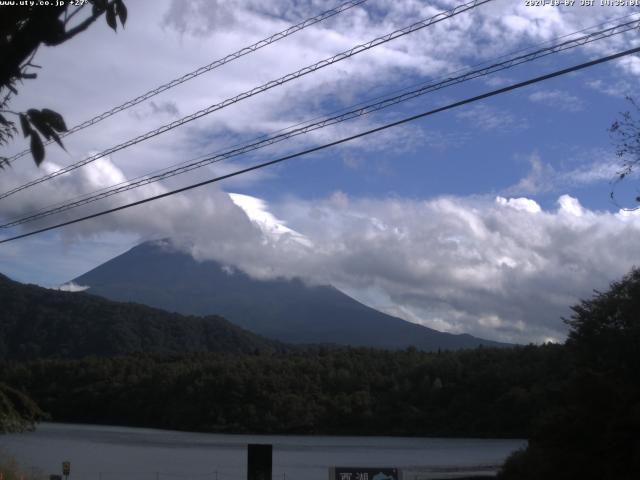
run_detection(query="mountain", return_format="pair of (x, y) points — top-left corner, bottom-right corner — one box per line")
(0, 273), (281, 360)
(71, 241), (508, 350)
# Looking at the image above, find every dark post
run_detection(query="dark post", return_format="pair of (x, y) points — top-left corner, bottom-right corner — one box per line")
(62, 461), (70, 480)
(247, 444), (272, 480)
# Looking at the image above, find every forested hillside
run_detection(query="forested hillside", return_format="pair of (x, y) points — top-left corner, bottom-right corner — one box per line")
(0, 273), (282, 359)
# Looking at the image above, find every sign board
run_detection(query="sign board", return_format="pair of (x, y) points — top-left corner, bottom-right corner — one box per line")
(330, 467), (400, 480)
(62, 462), (71, 476)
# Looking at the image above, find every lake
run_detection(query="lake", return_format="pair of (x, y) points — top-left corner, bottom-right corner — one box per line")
(0, 423), (526, 480)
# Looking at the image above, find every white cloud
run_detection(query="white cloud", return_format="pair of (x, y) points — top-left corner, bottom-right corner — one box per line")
(57, 282), (90, 292)
(505, 153), (625, 196)
(529, 89), (584, 112)
(0, 157), (270, 268)
(496, 196), (542, 213)
(456, 104), (527, 132)
(557, 194), (584, 217)
(269, 192), (640, 344)
(587, 78), (635, 98)
(229, 192), (312, 247)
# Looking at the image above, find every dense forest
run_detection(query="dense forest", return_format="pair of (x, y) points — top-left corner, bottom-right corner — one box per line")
(0, 344), (567, 438)
(0, 273), (283, 359)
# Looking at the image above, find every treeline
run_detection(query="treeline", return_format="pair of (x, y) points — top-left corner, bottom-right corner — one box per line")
(0, 344), (567, 438)
(0, 273), (282, 360)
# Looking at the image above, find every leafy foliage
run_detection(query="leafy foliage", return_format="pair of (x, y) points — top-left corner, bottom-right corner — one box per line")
(20, 109), (68, 166)
(0, 1), (126, 167)
(500, 268), (640, 479)
(0, 382), (44, 433)
(609, 96), (640, 208)
(0, 454), (45, 480)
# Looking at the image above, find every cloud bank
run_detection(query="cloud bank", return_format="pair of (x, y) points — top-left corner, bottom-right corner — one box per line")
(3, 157), (640, 344)
(3, 1), (640, 345)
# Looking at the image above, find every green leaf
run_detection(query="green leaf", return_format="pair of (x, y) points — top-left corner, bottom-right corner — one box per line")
(26, 109), (67, 151)
(30, 131), (45, 166)
(50, 130), (66, 151)
(115, 0), (127, 26)
(19, 113), (31, 137)
(35, 121), (55, 141)
(106, 3), (117, 31)
(27, 109), (54, 140)
(41, 109), (68, 132)
(92, 0), (107, 15)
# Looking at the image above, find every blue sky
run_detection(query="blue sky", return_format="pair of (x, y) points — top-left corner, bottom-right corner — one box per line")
(239, 50), (636, 209)
(1, 0), (640, 343)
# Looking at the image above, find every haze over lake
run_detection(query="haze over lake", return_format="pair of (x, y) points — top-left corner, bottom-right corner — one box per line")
(1, 423), (525, 480)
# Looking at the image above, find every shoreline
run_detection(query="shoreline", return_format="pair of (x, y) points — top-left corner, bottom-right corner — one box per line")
(29, 421), (528, 442)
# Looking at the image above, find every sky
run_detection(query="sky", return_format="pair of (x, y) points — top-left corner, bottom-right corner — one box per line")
(1, 0), (640, 344)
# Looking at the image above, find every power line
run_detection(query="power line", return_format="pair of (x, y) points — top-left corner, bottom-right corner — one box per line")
(0, 0), (493, 201)
(23, 4), (638, 220)
(2, 45), (638, 245)
(2, 16), (638, 229)
(4, 0), (369, 165)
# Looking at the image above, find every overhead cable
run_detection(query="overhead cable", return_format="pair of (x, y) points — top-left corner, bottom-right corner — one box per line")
(3, 16), (638, 229)
(2, 44), (639, 244)
(0, 0), (493, 201)
(4, 0), (369, 164)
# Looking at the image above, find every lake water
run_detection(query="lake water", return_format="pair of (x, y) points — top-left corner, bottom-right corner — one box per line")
(0, 423), (526, 480)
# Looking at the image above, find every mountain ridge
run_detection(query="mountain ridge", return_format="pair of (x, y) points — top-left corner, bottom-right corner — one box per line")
(0, 272), (281, 360)
(72, 240), (509, 350)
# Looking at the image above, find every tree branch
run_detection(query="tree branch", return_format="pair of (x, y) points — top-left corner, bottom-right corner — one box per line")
(54, 2), (116, 44)
(64, 5), (85, 26)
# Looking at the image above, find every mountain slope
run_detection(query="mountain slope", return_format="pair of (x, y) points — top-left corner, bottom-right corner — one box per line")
(0, 273), (280, 360)
(72, 241), (508, 350)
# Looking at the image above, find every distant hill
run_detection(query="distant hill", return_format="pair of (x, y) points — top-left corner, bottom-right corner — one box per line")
(0, 273), (280, 360)
(72, 240), (509, 351)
